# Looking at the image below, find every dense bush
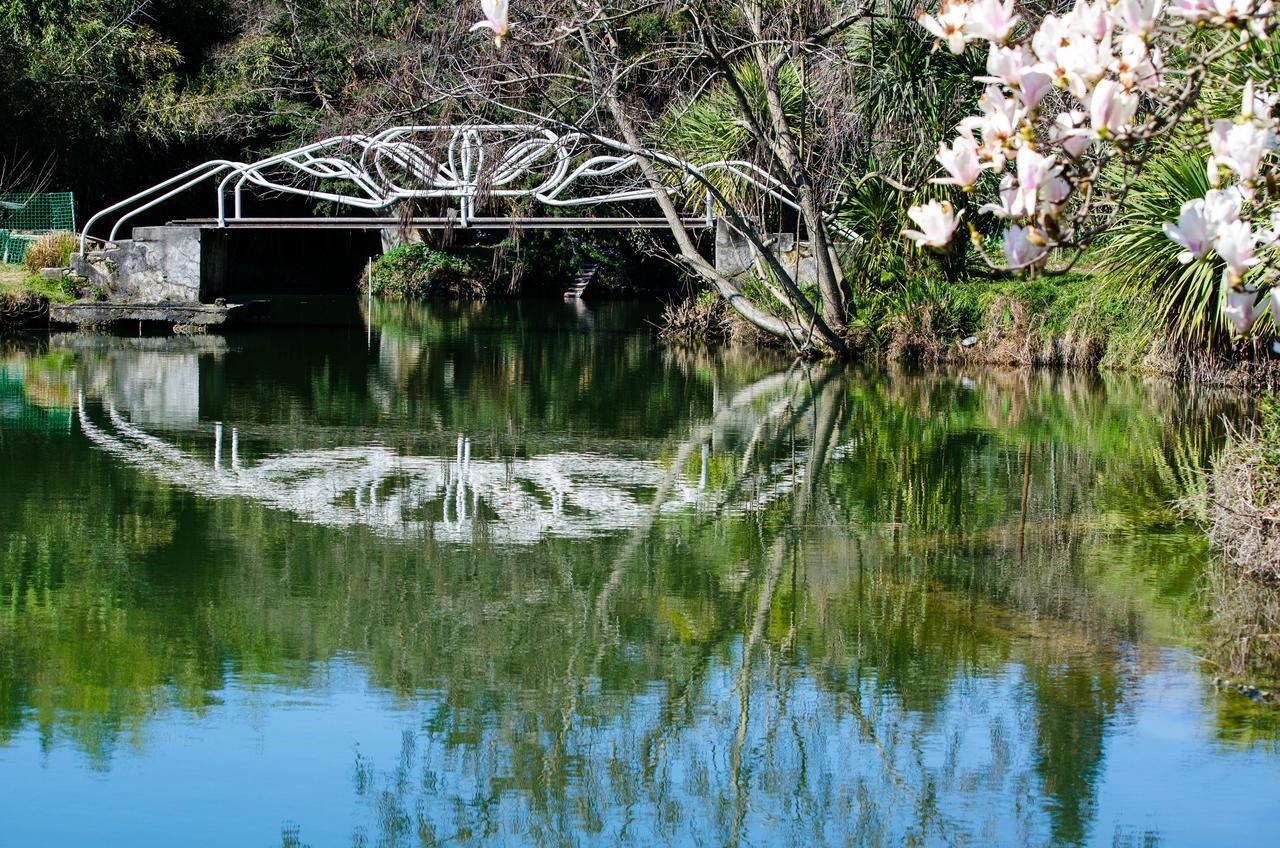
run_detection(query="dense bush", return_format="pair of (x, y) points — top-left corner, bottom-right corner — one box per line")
(365, 245), (489, 300)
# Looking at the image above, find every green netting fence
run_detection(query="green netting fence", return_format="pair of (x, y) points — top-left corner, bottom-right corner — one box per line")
(0, 192), (77, 264)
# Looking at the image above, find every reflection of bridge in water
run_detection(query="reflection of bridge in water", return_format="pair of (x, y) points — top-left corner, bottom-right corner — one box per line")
(75, 368), (836, 544)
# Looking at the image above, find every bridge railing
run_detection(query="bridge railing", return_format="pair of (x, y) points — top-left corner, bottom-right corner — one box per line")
(80, 125), (819, 255)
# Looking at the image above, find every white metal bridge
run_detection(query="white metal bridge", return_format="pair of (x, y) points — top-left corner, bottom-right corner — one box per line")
(79, 124), (804, 254)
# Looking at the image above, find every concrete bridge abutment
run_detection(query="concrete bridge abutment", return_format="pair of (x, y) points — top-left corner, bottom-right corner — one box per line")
(72, 227), (228, 304)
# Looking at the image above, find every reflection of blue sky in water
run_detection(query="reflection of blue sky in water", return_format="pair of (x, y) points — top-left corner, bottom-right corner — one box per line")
(4, 654), (1277, 847)
(3, 308), (1280, 846)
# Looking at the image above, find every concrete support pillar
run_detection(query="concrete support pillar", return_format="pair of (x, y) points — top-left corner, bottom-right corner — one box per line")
(71, 226), (227, 303)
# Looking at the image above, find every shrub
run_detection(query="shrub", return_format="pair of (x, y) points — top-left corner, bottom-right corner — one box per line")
(365, 245), (488, 300)
(22, 231), (79, 273)
(658, 290), (730, 345)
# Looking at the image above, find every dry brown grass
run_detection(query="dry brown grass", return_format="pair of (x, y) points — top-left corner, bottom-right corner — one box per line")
(1187, 415), (1280, 687)
(1202, 427), (1280, 584)
(657, 295), (731, 344)
(21, 231), (78, 273)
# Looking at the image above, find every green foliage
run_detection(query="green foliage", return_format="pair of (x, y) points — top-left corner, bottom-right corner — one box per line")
(366, 245), (488, 300)
(663, 61), (804, 207)
(1095, 151), (1225, 348)
(845, 1), (985, 178)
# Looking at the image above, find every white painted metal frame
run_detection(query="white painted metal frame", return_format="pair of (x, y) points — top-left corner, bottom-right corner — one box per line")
(79, 124), (808, 255)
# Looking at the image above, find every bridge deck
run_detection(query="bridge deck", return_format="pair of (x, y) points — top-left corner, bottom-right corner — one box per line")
(169, 217), (710, 231)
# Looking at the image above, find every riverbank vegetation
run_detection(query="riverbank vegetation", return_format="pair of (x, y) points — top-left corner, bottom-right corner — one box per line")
(1187, 400), (1280, 689)
(7, 1), (1277, 370)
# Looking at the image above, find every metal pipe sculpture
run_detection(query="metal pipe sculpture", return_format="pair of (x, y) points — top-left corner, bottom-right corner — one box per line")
(80, 124), (809, 255)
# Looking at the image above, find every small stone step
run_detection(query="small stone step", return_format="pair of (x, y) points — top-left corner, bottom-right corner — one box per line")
(563, 261), (600, 300)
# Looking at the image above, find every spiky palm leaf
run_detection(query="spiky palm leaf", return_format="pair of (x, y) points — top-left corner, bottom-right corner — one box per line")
(661, 61), (804, 208)
(1097, 152), (1227, 347)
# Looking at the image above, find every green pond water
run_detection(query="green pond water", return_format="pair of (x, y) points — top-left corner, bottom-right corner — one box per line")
(1, 299), (1278, 846)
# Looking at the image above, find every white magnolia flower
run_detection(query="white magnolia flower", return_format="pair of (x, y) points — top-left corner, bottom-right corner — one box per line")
(1170, 0), (1262, 23)
(904, 200), (964, 249)
(1041, 175), (1072, 212)
(963, 0), (1020, 43)
(1066, 0), (1112, 42)
(1162, 198), (1216, 263)
(1240, 79), (1278, 122)
(959, 86), (1027, 165)
(1003, 224), (1048, 268)
(978, 44), (1029, 88)
(1113, 0), (1163, 37)
(1051, 110), (1093, 159)
(1033, 23), (1110, 99)
(470, 0), (510, 46)
(979, 176), (1020, 218)
(1214, 218), (1260, 283)
(1087, 79), (1139, 137)
(1162, 188), (1245, 263)
(1030, 14), (1071, 66)
(920, 3), (973, 55)
(1203, 187), (1244, 225)
(1223, 289), (1263, 335)
(1167, 0), (1213, 20)
(933, 134), (988, 189)
(1018, 70), (1054, 111)
(1257, 209), (1280, 246)
(1207, 118), (1276, 188)
(1112, 34), (1161, 91)
(1010, 145), (1059, 218)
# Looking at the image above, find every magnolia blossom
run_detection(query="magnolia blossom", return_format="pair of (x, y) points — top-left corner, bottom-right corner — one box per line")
(1032, 10), (1111, 98)
(1041, 175), (1072, 212)
(1168, 0), (1266, 24)
(1241, 79), (1278, 121)
(1018, 69), (1054, 111)
(1223, 290), (1263, 335)
(908, 0), (1277, 288)
(964, 0), (1020, 43)
(470, 0), (510, 46)
(1162, 199), (1216, 263)
(960, 86), (1027, 166)
(1051, 110), (1093, 159)
(1258, 209), (1280, 246)
(1207, 118), (1275, 189)
(1112, 34), (1161, 91)
(1214, 218), (1260, 284)
(1114, 0), (1163, 36)
(1010, 145), (1059, 217)
(1087, 79), (1139, 137)
(1204, 186), (1245, 224)
(1162, 188), (1244, 264)
(978, 45), (1029, 88)
(1068, 0), (1113, 42)
(920, 3), (972, 54)
(1003, 224), (1048, 267)
(933, 134), (987, 189)
(904, 200), (964, 249)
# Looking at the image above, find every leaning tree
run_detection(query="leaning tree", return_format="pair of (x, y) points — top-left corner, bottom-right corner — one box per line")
(430, 0), (921, 356)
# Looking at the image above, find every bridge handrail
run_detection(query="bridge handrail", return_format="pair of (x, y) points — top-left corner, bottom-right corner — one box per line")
(80, 161), (249, 256)
(81, 124), (855, 254)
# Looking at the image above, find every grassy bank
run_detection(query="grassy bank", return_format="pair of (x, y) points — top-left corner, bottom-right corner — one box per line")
(662, 269), (1280, 385)
(0, 263), (74, 330)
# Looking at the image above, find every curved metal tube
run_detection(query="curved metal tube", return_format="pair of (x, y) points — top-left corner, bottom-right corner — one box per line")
(81, 125), (854, 251)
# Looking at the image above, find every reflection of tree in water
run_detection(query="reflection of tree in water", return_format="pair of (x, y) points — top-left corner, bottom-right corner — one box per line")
(283, 367), (1227, 847)
(0, 326), (1262, 845)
